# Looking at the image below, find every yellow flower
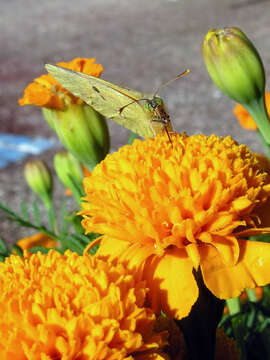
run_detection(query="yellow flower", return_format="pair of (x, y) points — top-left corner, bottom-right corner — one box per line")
(16, 232), (57, 250)
(18, 58), (103, 110)
(233, 92), (270, 130)
(0, 250), (169, 360)
(81, 133), (270, 320)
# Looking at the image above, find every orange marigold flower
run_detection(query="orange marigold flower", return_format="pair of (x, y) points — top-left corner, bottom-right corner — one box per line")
(16, 232), (57, 250)
(81, 133), (270, 320)
(0, 250), (169, 360)
(18, 58), (103, 110)
(233, 92), (270, 130)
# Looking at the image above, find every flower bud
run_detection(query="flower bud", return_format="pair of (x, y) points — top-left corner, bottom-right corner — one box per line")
(43, 103), (110, 170)
(202, 27), (270, 144)
(54, 151), (83, 203)
(202, 27), (265, 103)
(24, 160), (52, 208)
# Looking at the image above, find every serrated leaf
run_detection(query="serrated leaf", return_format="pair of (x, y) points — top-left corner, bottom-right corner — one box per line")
(29, 246), (55, 254)
(32, 200), (41, 226)
(60, 199), (68, 235)
(48, 205), (55, 231)
(20, 200), (29, 221)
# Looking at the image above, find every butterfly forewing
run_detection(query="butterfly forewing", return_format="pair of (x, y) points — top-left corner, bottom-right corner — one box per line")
(46, 64), (156, 138)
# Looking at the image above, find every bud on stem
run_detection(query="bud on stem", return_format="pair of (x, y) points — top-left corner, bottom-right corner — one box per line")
(24, 160), (53, 209)
(202, 27), (270, 144)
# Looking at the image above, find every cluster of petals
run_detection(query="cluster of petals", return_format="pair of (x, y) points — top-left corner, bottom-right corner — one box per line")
(233, 92), (270, 130)
(0, 250), (168, 360)
(18, 58), (103, 110)
(81, 132), (270, 319)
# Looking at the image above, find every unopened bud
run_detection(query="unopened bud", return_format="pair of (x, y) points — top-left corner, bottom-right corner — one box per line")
(24, 160), (52, 208)
(43, 103), (110, 169)
(202, 27), (270, 144)
(54, 151), (83, 197)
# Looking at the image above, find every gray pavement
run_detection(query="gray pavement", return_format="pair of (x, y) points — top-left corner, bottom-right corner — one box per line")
(1, 0), (270, 244)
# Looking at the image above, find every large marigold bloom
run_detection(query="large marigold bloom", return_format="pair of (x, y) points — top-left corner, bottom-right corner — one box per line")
(18, 58), (103, 110)
(0, 250), (168, 360)
(233, 92), (270, 130)
(81, 133), (270, 320)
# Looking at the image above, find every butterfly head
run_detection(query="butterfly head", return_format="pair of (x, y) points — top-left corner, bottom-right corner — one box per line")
(144, 96), (164, 112)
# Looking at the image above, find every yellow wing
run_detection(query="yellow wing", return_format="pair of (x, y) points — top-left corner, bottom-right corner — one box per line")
(45, 64), (156, 138)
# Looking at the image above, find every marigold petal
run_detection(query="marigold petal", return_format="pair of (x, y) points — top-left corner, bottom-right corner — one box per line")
(200, 240), (270, 299)
(143, 248), (198, 319)
(211, 235), (240, 266)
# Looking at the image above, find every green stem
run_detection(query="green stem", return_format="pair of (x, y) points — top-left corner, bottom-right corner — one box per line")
(244, 95), (270, 144)
(226, 297), (241, 315)
(246, 288), (258, 302)
(257, 130), (270, 160)
(226, 298), (247, 360)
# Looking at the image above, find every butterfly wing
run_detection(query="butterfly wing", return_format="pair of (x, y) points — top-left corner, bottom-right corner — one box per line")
(45, 64), (156, 138)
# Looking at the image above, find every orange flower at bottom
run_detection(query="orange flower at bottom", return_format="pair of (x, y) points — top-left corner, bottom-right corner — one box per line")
(233, 92), (270, 130)
(0, 250), (168, 360)
(16, 232), (57, 250)
(81, 133), (270, 320)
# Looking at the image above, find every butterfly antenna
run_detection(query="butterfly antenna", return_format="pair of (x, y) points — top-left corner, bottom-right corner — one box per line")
(153, 69), (190, 97)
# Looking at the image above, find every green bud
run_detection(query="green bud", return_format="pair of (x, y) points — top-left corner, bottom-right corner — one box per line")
(24, 160), (53, 208)
(43, 103), (110, 170)
(202, 27), (270, 144)
(54, 151), (83, 204)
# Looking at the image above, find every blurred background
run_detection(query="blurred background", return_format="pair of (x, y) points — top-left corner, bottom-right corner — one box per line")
(1, 0), (270, 242)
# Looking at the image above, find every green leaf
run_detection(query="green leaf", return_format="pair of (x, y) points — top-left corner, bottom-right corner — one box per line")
(28, 246), (60, 254)
(20, 200), (29, 221)
(60, 199), (68, 235)
(0, 237), (8, 255)
(128, 131), (138, 145)
(11, 244), (23, 257)
(32, 200), (41, 226)
(47, 205), (55, 231)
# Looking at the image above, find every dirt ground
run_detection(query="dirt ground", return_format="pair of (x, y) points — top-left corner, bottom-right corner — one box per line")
(1, 0), (270, 245)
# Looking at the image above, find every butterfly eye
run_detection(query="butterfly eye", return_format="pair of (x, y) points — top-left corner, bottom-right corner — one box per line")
(154, 97), (163, 107)
(143, 101), (152, 110)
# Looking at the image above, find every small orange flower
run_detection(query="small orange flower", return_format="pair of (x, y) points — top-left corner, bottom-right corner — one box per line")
(18, 58), (103, 110)
(81, 133), (270, 320)
(16, 232), (57, 250)
(233, 92), (270, 130)
(0, 250), (168, 360)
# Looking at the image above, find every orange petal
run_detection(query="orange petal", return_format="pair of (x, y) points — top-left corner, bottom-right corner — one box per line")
(97, 236), (154, 280)
(200, 240), (270, 299)
(144, 247), (198, 320)
(211, 235), (240, 266)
